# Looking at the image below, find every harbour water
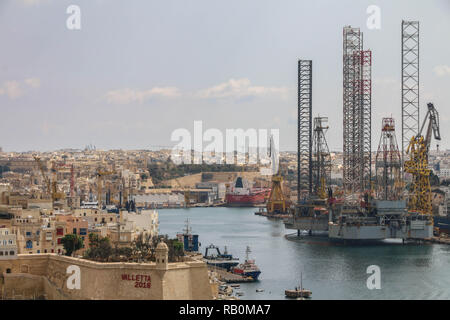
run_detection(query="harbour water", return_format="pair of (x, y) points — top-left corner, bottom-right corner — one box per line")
(158, 207), (450, 300)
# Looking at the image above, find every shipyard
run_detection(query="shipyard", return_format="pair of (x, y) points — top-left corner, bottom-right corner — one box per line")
(0, 0), (450, 312)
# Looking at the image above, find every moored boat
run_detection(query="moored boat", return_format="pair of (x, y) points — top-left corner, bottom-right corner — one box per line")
(203, 244), (239, 271)
(231, 246), (261, 280)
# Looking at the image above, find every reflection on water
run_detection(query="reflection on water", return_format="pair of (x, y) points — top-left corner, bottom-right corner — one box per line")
(158, 207), (450, 300)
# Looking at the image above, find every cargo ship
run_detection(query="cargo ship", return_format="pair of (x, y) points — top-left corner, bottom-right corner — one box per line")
(225, 176), (270, 207)
(231, 246), (261, 280)
(203, 244), (239, 271)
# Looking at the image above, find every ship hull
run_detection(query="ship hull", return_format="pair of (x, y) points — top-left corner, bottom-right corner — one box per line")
(225, 189), (270, 207)
(232, 269), (261, 280)
(205, 260), (239, 271)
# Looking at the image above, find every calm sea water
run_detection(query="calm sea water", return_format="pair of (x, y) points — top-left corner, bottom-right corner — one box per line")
(158, 207), (450, 300)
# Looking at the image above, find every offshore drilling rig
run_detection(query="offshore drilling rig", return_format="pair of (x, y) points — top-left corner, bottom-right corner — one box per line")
(285, 21), (440, 242)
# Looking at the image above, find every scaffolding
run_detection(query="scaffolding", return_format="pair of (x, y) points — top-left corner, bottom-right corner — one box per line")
(312, 117), (331, 199)
(375, 118), (403, 200)
(298, 60), (313, 200)
(343, 26), (372, 194)
(401, 20), (420, 166)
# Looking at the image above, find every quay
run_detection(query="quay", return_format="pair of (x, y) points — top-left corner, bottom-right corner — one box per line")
(208, 266), (254, 283)
(425, 236), (450, 245)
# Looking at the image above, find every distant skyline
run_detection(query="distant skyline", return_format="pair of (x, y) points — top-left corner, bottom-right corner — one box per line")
(0, 0), (449, 152)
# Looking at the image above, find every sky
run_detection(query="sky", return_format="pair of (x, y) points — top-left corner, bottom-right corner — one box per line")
(0, 0), (449, 152)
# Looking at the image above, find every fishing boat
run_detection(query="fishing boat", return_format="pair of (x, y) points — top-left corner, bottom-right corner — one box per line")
(285, 272), (312, 298)
(203, 244), (239, 271)
(230, 246), (261, 280)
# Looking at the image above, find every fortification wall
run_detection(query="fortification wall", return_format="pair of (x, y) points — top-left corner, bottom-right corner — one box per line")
(0, 254), (212, 300)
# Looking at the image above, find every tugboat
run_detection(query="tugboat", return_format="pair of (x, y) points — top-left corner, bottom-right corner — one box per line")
(203, 244), (239, 271)
(285, 272), (312, 299)
(231, 246), (261, 281)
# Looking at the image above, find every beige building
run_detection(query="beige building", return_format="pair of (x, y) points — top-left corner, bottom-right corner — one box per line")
(73, 208), (117, 226)
(0, 228), (17, 259)
(12, 216), (66, 255)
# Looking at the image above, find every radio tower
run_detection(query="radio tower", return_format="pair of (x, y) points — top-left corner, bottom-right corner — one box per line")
(375, 118), (403, 200)
(342, 26), (372, 194)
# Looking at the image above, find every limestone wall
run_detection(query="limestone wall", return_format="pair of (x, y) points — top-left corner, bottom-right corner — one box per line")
(0, 254), (212, 300)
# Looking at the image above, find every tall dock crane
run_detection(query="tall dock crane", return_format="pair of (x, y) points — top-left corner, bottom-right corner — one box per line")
(404, 103), (441, 215)
(34, 156), (51, 195)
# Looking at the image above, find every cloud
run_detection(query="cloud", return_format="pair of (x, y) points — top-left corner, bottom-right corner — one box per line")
(19, 0), (50, 6)
(0, 81), (23, 99)
(25, 77), (41, 88)
(0, 77), (41, 100)
(195, 78), (291, 100)
(433, 65), (450, 77)
(105, 87), (180, 104)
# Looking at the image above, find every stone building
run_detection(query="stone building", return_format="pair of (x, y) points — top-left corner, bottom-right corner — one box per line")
(0, 228), (17, 259)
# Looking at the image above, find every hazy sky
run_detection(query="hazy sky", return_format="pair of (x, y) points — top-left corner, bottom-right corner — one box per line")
(0, 0), (449, 152)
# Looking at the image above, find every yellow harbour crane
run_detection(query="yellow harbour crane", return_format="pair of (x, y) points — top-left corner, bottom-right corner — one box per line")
(404, 103), (441, 216)
(34, 156), (51, 195)
(34, 156), (65, 206)
(266, 135), (289, 214)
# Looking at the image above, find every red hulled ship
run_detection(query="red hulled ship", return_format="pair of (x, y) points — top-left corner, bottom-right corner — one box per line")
(225, 176), (270, 207)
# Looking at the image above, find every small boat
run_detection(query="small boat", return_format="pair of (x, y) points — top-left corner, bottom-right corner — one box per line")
(256, 289), (264, 293)
(230, 284), (240, 288)
(285, 272), (312, 298)
(236, 291), (244, 296)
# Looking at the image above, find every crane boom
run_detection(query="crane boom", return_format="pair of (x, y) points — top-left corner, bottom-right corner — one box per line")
(419, 102), (441, 152)
(34, 156), (51, 195)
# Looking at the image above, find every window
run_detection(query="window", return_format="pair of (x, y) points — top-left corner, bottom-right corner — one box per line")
(36, 230), (40, 236)
(57, 238), (62, 245)
(26, 240), (32, 249)
(83, 212), (86, 216)
(5, 251), (8, 256)
(110, 218), (113, 222)
(0, 251), (3, 256)
(73, 228), (77, 234)
(9, 250), (14, 255)
(95, 218), (97, 222)
(56, 228), (63, 236)
(79, 228), (87, 235)
(8, 240), (13, 245)
(37, 250), (40, 254)
(26, 231), (31, 237)
(44, 249), (47, 253)
(51, 249), (54, 253)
